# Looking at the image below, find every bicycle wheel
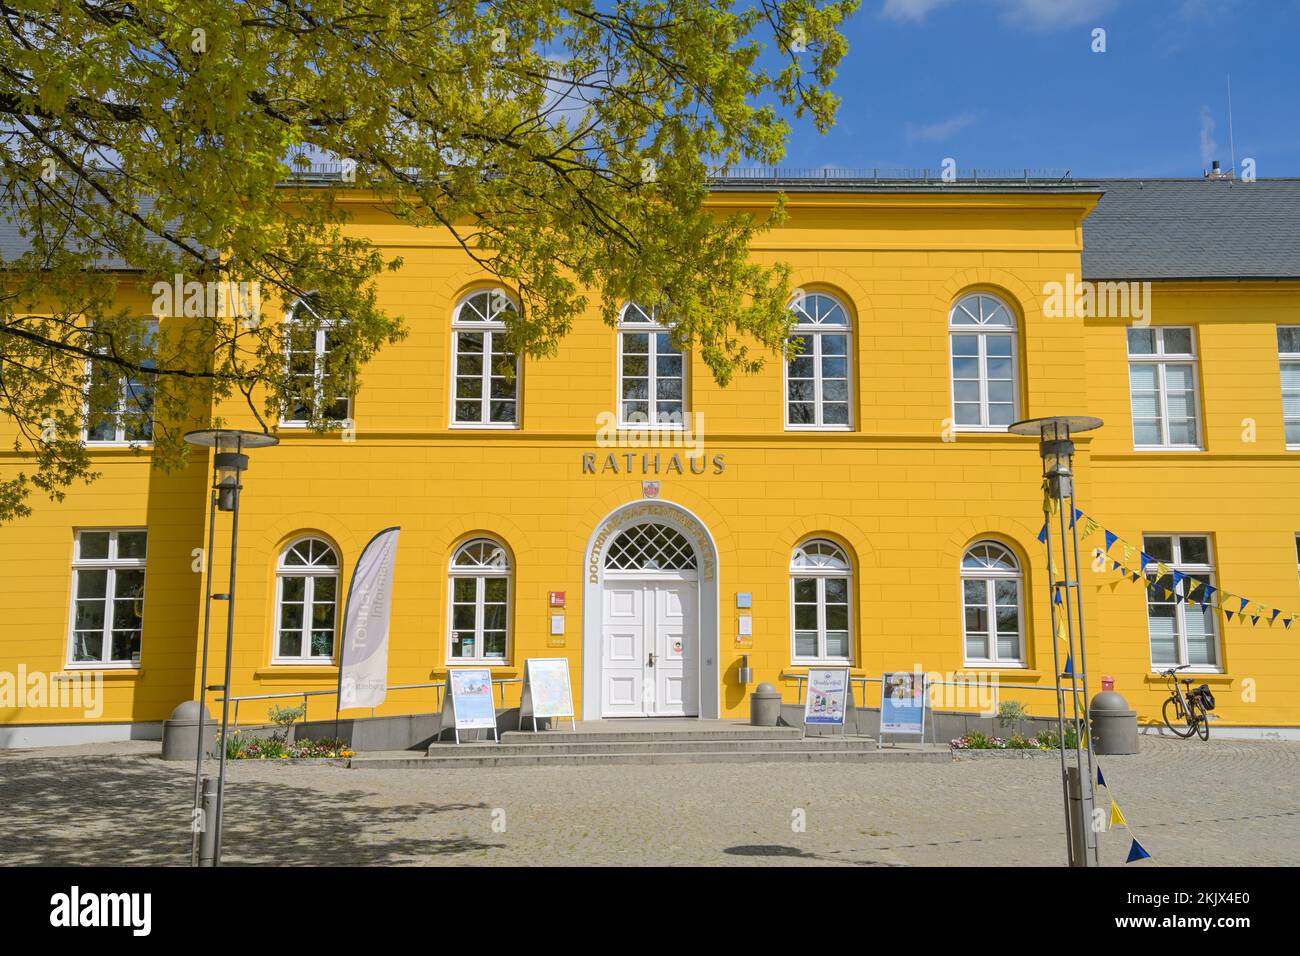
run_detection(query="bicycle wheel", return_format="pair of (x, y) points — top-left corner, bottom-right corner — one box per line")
(1188, 698), (1210, 741)
(1163, 696), (1196, 738)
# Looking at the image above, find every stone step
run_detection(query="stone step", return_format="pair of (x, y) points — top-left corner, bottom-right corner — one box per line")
(494, 727), (805, 744)
(352, 747), (951, 770)
(424, 736), (877, 757)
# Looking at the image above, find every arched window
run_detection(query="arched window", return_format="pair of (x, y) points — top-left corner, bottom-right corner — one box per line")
(451, 289), (520, 426)
(949, 292), (1019, 429)
(605, 523), (698, 572)
(449, 538), (512, 661)
(284, 298), (351, 425)
(786, 292), (852, 429)
(790, 539), (852, 662)
(960, 541), (1025, 665)
(274, 537), (340, 662)
(618, 303), (686, 426)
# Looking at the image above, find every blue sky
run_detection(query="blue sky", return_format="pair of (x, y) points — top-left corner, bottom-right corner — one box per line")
(779, 0), (1300, 178)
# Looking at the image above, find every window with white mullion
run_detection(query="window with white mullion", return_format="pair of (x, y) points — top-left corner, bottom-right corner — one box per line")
(1128, 327), (1200, 449)
(83, 320), (158, 445)
(449, 538), (512, 661)
(274, 537), (339, 663)
(1143, 534), (1220, 671)
(69, 529), (147, 666)
(960, 541), (1024, 666)
(619, 303), (685, 427)
(785, 292), (852, 430)
(949, 293), (1018, 430)
(452, 290), (519, 427)
(790, 539), (852, 663)
(1277, 327), (1300, 448)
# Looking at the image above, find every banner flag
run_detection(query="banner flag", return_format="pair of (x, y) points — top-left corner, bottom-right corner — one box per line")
(337, 526), (401, 711)
(1126, 838), (1152, 863)
(1110, 801), (1127, 828)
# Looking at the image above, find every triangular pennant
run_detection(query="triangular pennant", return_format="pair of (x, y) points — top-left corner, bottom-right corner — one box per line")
(1286, 616), (1295, 630)
(1082, 517), (1100, 538)
(1202, 584), (1217, 605)
(1053, 586), (1064, 605)
(1126, 838), (1151, 863)
(1162, 588), (1173, 601)
(1226, 609), (1235, 622)
(1130, 571), (1141, 583)
(1239, 597), (1250, 614)
(1171, 570), (1185, 591)
(1122, 544), (1136, 564)
(1139, 552), (1154, 571)
(1070, 508), (1084, 528)
(1055, 616), (1068, 641)
(1038, 523), (1048, 544)
(1097, 765), (1107, 788)
(1113, 560), (1124, 572)
(1062, 654), (1074, 676)
(1185, 579), (1203, 600)
(1110, 800), (1127, 828)
(1271, 608), (1282, 624)
(1104, 531), (1118, 552)
(1156, 562), (1171, 578)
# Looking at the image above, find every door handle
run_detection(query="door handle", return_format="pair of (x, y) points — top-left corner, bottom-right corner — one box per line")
(647, 651), (656, 668)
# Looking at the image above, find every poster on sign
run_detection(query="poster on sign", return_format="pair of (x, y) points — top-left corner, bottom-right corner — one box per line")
(519, 658), (576, 732)
(442, 667), (498, 743)
(803, 666), (852, 735)
(879, 672), (928, 747)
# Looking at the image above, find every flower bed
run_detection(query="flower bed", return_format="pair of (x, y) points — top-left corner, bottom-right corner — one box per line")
(950, 728), (1081, 752)
(223, 732), (355, 760)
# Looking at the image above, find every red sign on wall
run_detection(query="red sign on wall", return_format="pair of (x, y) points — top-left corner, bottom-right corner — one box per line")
(549, 591), (566, 608)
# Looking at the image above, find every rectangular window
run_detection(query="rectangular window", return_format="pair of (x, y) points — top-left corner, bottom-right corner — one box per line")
(790, 576), (851, 662)
(452, 330), (518, 426)
(1127, 327), (1201, 449)
(1278, 327), (1300, 448)
(69, 529), (147, 666)
(83, 321), (157, 444)
(619, 328), (685, 426)
(285, 322), (351, 425)
(1143, 534), (1220, 672)
(449, 575), (510, 660)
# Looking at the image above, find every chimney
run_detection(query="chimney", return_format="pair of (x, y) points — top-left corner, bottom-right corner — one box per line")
(1204, 160), (1234, 181)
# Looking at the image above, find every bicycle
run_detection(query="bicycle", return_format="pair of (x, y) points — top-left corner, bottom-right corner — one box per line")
(1160, 665), (1215, 740)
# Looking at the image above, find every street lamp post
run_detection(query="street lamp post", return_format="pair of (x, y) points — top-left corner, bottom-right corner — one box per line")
(183, 428), (278, 867)
(1009, 415), (1103, 867)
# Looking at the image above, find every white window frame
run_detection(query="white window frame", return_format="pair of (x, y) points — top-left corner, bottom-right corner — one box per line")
(789, 539), (854, 664)
(1277, 326), (1300, 450)
(450, 289), (521, 429)
(960, 541), (1026, 667)
(784, 292), (854, 431)
(1127, 327), (1202, 451)
(81, 320), (157, 446)
(617, 303), (687, 429)
(272, 537), (341, 664)
(281, 298), (353, 428)
(447, 538), (513, 664)
(67, 529), (147, 668)
(1142, 533), (1222, 674)
(948, 293), (1020, 432)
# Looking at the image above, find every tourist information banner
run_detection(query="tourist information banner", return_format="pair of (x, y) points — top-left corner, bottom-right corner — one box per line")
(337, 527), (400, 711)
(519, 658), (576, 732)
(442, 667), (498, 743)
(803, 666), (852, 734)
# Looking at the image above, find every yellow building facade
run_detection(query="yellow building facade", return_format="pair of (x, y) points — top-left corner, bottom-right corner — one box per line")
(3, 178), (1299, 745)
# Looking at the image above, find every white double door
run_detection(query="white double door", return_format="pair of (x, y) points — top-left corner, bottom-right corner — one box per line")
(601, 576), (698, 717)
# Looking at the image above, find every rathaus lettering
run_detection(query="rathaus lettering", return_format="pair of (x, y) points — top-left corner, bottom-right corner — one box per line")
(582, 453), (725, 475)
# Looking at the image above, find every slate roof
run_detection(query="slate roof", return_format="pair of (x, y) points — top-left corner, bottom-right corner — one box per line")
(1081, 179), (1300, 281)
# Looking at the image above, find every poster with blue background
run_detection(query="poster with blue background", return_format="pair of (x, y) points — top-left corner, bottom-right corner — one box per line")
(880, 672), (927, 736)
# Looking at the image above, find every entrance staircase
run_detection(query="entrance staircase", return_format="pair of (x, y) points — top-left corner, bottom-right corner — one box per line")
(348, 719), (952, 769)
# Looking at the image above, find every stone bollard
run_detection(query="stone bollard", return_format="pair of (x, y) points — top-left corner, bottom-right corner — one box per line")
(161, 700), (217, 761)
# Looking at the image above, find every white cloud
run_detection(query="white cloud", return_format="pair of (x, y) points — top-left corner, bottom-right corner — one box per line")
(880, 0), (958, 23)
(997, 0), (1118, 30)
(1199, 105), (1218, 165)
(904, 112), (978, 144)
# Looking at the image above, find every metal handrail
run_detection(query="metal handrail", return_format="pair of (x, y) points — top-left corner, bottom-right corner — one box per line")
(779, 671), (1083, 712)
(217, 677), (523, 728)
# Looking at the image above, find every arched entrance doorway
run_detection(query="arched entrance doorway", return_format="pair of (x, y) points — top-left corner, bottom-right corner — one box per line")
(583, 501), (720, 719)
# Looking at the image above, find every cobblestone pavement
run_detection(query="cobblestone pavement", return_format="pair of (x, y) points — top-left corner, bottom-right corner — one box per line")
(1, 736), (1297, 866)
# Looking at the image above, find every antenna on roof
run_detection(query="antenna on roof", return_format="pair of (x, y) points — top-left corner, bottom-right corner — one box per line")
(1227, 74), (1237, 177)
